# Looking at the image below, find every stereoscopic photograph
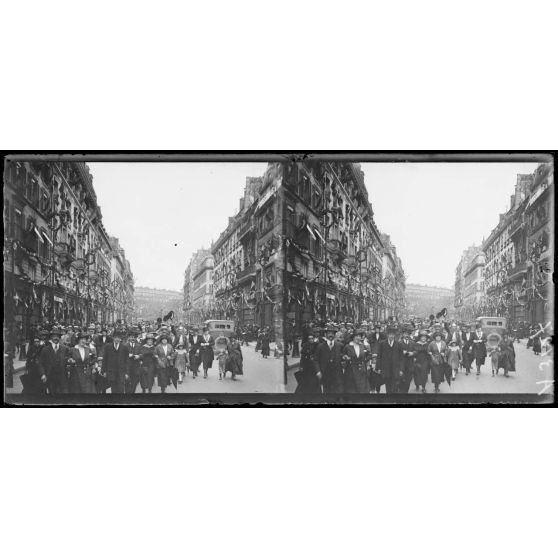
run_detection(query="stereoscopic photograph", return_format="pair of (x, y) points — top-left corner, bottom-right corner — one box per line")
(3, 154), (555, 405)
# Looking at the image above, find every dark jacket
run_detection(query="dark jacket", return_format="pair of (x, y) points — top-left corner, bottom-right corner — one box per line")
(101, 342), (129, 383)
(38, 342), (70, 381)
(126, 340), (143, 376)
(314, 339), (343, 391)
(376, 339), (403, 381)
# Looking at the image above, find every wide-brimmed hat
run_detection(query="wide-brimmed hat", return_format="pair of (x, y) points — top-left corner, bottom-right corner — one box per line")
(324, 324), (338, 333)
(418, 329), (429, 339)
(113, 329), (125, 338)
(50, 328), (62, 337)
(145, 333), (155, 341)
(386, 327), (397, 335)
(76, 331), (89, 341)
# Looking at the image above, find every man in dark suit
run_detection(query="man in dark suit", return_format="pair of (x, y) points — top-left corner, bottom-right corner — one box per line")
(314, 325), (344, 394)
(367, 324), (385, 356)
(461, 325), (474, 374)
(399, 328), (416, 393)
(471, 323), (488, 375)
(94, 327), (112, 355)
(199, 326), (215, 378)
(173, 326), (189, 349)
(101, 329), (129, 393)
(38, 328), (70, 394)
(188, 327), (203, 378)
(125, 330), (142, 394)
(376, 328), (404, 394)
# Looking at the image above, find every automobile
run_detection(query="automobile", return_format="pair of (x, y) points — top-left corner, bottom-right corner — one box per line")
(204, 319), (235, 339)
(475, 316), (508, 347)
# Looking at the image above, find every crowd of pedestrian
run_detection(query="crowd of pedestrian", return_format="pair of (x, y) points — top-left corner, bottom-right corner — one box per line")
(11, 319), (245, 395)
(292, 317), (554, 395)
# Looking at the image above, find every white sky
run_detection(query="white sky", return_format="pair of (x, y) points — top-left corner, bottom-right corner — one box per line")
(89, 161), (540, 292)
(89, 163), (268, 291)
(361, 162), (540, 288)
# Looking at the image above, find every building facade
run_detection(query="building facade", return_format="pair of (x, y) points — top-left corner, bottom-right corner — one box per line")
(282, 161), (400, 329)
(211, 177), (260, 326)
(454, 245), (481, 318)
(479, 164), (553, 325)
(4, 160), (134, 341)
(134, 286), (183, 322)
(405, 283), (455, 318)
(461, 251), (486, 320)
(190, 254), (214, 323)
(379, 233), (406, 320)
(183, 248), (211, 322)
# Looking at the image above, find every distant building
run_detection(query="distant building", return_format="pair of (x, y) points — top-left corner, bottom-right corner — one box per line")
(454, 245), (482, 319)
(134, 286), (183, 321)
(461, 251), (486, 320)
(191, 254), (214, 323)
(183, 248), (211, 322)
(405, 283), (454, 318)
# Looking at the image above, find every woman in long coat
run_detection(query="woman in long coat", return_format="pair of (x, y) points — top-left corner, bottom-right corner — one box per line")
(294, 333), (320, 394)
(139, 334), (157, 393)
(342, 331), (371, 394)
(225, 335), (243, 380)
(260, 330), (271, 358)
(22, 334), (46, 394)
(413, 331), (430, 393)
(154, 335), (175, 393)
(428, 332), (448, 393)
(498, 333), (516, 377)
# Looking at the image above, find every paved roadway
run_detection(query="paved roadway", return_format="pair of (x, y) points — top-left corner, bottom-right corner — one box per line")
(428, 340), (553, 395)
(6, 342), (286, 395)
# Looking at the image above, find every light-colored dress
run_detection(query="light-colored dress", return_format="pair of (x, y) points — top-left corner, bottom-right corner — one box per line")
(175, 349), (188, 374)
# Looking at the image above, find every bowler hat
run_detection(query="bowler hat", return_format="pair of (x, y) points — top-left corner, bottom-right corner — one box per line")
(50, 328), (62, 337)
(76, 331), (89, 341)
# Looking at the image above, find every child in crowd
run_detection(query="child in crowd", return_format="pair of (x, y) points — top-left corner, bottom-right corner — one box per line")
(175, 343), (189, 383)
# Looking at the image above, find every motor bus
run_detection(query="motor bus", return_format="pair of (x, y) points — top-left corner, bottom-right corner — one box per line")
(203, 319), (236, 339)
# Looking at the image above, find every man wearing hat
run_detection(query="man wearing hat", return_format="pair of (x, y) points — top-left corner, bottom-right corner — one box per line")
(22, 333), (46, 395)
(199, 326), (215, 378)
(67, 331), (95, 393)
(460, 324), (474, 374)
(94, 327), (112, 356)
(101, 329), (129, 394)
(173, 325), (189, 350)
(126, 329), (142, 394)
(314, 325), (344, 394)
(471, 323), (487, 375)
(399, 328), (416, 393)
(367, 324), (385, 357)
(376, 327), (404, 394)
(38, 327), (70, 394)
(188, 327), (203, 378)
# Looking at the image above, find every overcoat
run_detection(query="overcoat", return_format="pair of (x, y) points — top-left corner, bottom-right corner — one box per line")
(154, 343), (175, 389)
(139, 344), (157, 390)
(22, 343), (46, 394)
(68, 346), (95, 394)
(471, 331), (487, 365)
(314, 340), (344, 394)
(101, 343), (129, 391)
(198, 335), (215, 369)
(38, 342), (70, 394)
(428, 340), (448, 385)
(376, 340), (403, 393)
(126, 340), (143, 393)
(498, 339), (516, 372)
(342, 343), (370, 394)
(413, 341), (430, 388)
(461, 332), (475, 369)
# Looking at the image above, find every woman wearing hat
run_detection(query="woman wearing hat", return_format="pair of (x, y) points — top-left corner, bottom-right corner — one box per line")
(446, 340), (462, 381)
(413, 330), (430, 393)
(498, 333), (516, 377)
(294, 331), (321, 394)
(225, 334), (244, 380)
(428, 331), (448, 393)
(67, 332), (95, 394)
(154, 333), (176, 393)
(139, 333), (157, 393)
(342, 330), (371, 393)
(174, 342), (189, 383)
(22, 334), (46, 395)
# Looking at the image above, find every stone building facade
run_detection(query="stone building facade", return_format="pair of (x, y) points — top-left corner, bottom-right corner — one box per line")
(3, 159), (134, 340)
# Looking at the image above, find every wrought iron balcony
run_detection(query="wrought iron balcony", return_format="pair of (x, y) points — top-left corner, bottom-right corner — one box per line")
(237, 263), (256, 282)
(507, 260), (528, 279)
(509, 215), (525, 238)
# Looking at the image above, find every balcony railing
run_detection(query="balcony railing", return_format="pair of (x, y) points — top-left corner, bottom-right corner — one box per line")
(509, 215), (525, 238)
(507, 260), (528, 279)
(238, 221), (254, 240)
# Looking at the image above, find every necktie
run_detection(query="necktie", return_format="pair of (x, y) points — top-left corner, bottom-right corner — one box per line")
(54, 344), (58, 352)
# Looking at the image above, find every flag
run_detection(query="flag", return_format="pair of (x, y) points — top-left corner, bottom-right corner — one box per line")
(306, 224), (316, 240)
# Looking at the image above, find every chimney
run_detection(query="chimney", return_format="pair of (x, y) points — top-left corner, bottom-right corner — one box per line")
(239, 197), (244, 212)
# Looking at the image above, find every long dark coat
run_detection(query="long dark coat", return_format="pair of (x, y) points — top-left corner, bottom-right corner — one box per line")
(226, 341), (243, 376)
(38, 342), (70, 394)
(188, 334), (202, 372)
(101, 343), (129, 392)
(399, 338), (416, 393)
(139, 345), (157, 390)
(498, 339), (516, 372)
(461, 332), (475, 370)
(126, 340), (143, 393)
(154, 343), (175, 389)
(342, 343), (370, 394)
(471, 331), (487, 365)
(260, 334), (271, 357)
(314, 340), (344, 394)
(22, 343), (46, 394)
(376, 340), (403, 393)
(199, 335), (215, 369)
(68, 346), (95, 394)
(295, 341), (321, 394)
(428, 340), (448, 386)
(413, 341), (430, 388)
